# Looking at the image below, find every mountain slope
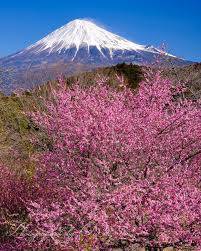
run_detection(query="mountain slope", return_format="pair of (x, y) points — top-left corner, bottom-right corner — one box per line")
(1, 19), (186, 66)
(0, 19), (193, 93)
(26, 19), (156, 55)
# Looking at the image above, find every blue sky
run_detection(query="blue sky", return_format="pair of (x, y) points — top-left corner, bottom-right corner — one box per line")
(0, 0), (200, 61)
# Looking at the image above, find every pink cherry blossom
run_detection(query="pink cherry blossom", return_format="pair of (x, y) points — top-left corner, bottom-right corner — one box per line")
(0, 69), (201, 250)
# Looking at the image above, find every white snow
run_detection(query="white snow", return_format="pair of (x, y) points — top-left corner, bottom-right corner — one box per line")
(26, 19), (175, 58)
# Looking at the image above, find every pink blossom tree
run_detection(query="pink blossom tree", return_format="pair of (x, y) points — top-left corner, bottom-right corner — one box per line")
(26, 72), (201, 250)
(0, 70), (201, 250)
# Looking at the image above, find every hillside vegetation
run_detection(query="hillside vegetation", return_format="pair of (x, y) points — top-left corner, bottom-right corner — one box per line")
(0, 63), (201, 250)
(0, 62), (200, 169)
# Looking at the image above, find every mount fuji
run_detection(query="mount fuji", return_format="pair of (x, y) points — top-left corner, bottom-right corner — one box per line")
(0, 19), (192, 93)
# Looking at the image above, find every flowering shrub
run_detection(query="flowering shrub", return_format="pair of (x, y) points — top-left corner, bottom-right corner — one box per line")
(0, 71), (201, 250)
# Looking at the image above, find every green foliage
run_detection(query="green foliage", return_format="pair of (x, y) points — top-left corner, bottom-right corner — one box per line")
(0, 94), (35, 172)
(63, 63), (144, 90)
(111, 63), (143, 89)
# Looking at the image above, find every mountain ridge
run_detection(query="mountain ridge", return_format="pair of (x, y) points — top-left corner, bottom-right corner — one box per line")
(0, 19), (193, 93)
(24, 19), (173, 57)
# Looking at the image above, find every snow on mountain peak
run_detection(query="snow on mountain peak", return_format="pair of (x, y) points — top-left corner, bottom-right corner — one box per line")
(26, 18), (163, 57)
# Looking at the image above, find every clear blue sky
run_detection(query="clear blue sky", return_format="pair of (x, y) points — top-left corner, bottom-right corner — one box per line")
(0, 0), (200, 61)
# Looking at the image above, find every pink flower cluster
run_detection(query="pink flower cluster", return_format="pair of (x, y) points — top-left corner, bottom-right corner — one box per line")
(0, 71), (201, 250)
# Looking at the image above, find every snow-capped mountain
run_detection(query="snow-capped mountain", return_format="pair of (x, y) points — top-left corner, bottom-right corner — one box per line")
(0, 19), (192, 93)
(1, 19), (180, 66)
(25, 19), (172, 60)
